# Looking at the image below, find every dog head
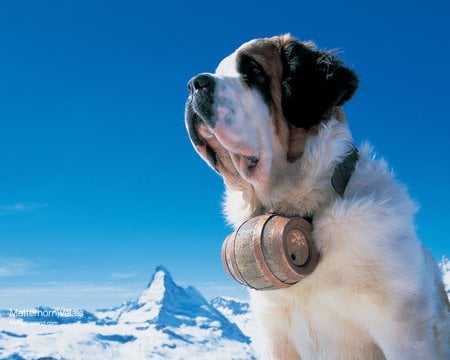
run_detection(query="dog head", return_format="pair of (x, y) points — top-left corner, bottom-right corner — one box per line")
(185, 35), (358, 196)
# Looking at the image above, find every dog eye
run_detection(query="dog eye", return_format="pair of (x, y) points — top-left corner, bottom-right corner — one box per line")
(239, 55), (265, 84)
(237, 54), (272, 103)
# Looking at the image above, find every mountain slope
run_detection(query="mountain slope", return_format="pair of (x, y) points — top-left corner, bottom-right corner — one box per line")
(211, 296), (255, 340)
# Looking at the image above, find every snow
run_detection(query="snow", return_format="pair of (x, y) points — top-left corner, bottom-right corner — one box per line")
(0, 266), (254, 359)
(441, 256), (450, 297)
(210, 297), (256, 341)
(2, 259), (446, 359)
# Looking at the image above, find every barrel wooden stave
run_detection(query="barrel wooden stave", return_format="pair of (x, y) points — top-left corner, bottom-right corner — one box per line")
(234, 216), (276, 290)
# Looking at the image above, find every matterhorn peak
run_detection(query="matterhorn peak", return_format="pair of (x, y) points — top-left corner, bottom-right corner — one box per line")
(118, 265), (249, 343)
(117, 265), (179, 324)
(137, 265), (176, 305)
(153, 264), (172, 277)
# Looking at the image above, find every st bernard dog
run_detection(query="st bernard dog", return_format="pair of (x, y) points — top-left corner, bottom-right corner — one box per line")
(185, 34), (450, 359)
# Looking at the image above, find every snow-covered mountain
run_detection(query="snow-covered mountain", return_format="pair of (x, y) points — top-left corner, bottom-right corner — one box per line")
(0, 266), (254, 360)
(1, 259), (448, 359)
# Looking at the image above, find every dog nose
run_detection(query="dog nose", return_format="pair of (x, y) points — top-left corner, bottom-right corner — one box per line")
(188, 73), (214, 93)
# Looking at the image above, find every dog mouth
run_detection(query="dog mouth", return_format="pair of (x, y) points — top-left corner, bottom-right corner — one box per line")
(195, 120), (260, 174)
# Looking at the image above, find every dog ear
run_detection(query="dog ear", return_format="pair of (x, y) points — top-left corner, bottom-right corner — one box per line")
(281, 40), (359, 129)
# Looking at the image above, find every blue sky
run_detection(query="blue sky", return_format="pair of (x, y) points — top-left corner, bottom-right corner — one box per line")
(0, 0), (449, 310)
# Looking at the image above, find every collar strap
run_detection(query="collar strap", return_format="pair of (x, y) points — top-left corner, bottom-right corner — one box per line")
(331, 146), (359, 197)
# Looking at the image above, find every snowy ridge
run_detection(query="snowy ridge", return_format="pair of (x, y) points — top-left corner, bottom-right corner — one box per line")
(211, 297), (256, 340)
(0, 266), (254, 360)
(441, 256), (450, 298)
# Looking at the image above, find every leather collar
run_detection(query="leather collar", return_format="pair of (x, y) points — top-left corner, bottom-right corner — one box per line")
(331, 146), (359, 197)
(304, 146), (359, 223)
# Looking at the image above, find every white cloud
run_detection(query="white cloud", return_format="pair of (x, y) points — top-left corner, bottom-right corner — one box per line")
(0, 257), (36, 278)
(111, 272), (138, 279)
(0, 282), (143, 311)
(0, 202), (48, 216)
(182, 281), (249, 302)
(0, 277), (247, 311)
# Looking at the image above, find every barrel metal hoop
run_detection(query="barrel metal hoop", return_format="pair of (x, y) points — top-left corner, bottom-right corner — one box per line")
(228, 222), (252, 287)
(221, 235), (240, 283)
(252, 214), (291, 288)
(227, 219), (256, 288)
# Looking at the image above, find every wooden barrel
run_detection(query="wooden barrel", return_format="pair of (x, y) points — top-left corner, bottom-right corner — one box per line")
(221, 214), (319, 290)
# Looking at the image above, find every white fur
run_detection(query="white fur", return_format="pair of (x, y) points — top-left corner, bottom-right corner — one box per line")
(224, 119), (450, 359)
(212, 51), (278, 186)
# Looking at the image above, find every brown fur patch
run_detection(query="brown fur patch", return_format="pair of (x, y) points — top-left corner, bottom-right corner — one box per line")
(236, 37), (286, 134)
(236, 36), (348, 164)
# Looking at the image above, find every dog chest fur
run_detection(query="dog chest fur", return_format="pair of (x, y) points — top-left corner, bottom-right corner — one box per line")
(226, 120), (448, 358)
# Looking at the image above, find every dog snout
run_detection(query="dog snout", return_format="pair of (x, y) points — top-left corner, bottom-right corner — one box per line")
(188, 73), (215, 93)
(187, 73), (216, 127)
